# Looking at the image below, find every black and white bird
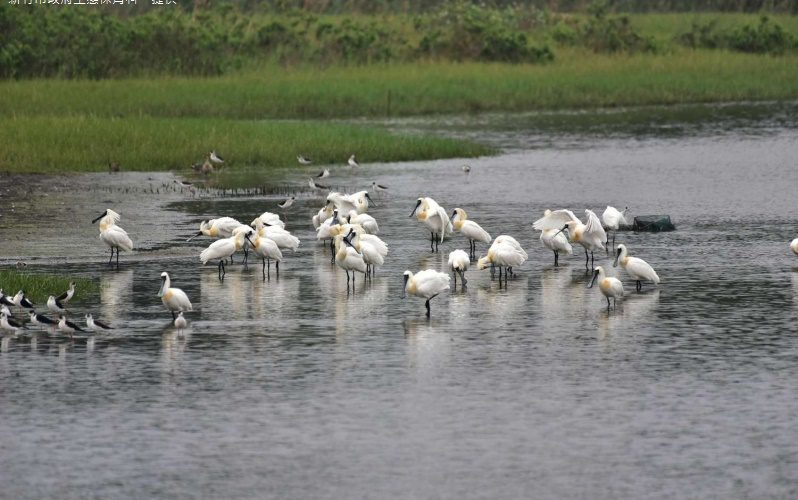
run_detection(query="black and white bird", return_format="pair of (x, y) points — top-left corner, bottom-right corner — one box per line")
(58, 315), (84, 338)
(29, 311), (58, 329)
(0, 290), (15, 308)
(315, 168), (329, 178)
(348, 155), (359, 168)
(209, 150), (225, 165)
(371, 181), (388, 194)
(0, 312), (25, 333)
(462, 165), (471, 175)
(308, 178), (330, 190)
(85, 313), (113, 332)
(47, 295), (67, 314)
(56, 282), (76, 304)
(278, 196), (295, 210)
(297, 155), (313, 165)
(12, 290), (34, 310)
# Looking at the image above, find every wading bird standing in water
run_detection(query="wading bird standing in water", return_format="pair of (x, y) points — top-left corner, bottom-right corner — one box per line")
(602, 205), (629, 251)
(450, 208), (491, 259)
(448, 249), (470, 288)
(402, 269), (450, 318)
(533, 209), (605, 270)
(410, 197), (453, 253)
(538, 210), (573, 267)
(158, 272), (192, 320)
(588, 266), (624, 311)
(92, 209), (134, 268)
(613, 244), (660, 292)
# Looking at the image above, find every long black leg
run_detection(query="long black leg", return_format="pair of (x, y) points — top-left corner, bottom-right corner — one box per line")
(607, 296), (611, 311)
(585, 248), (589, 269)
(554, 250), (559, 267)
(636, 280), (642, 292)
(458, 269), (467, 287)
(590, 251), (595, 269)
(116, 247), (119, 268)
(430, 232), (434, 253)
(435, 236), (439, 253)
(108, 247), (114, 265)
(243, 247), (249, 266)
(171, 311), (176, 320)
(425, 299), (430, 317)
(262, 257), (266, 280)
(453, 271), (457, 288)
(275, 261), (279, 276)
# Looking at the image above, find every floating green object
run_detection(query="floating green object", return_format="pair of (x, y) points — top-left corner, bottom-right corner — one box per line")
(630, 215), (676, 232)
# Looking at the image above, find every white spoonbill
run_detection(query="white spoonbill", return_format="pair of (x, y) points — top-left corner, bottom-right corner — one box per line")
(335, 234), (367, 291)
(791, 238), (798, 256)
(251, 212), (285, 229)
(254, 221), (300, 252)
(158, 272), (193, 319)
(602, 205), (629, 250)
(58, 315), (84, 338)
(410, 197), (453, 253)
(85, 313), (113, 332)
(174, 312), (188, 336)
(613, 244), (660, 292)
(533, 209), (606, 269)
(346, 210), (379, 234)
(200, 231), (247, 279)
(539, 210), (573, 267)
(188, 217), (245, 242)
(402, 269), (450, 317)
(477, 236), (528, 282)
(244, 230), (283, 279)
(345, 228), (387, 277)
(350, 190), (376, 214)
(326, 191), (357, 214)
(450, 208), (491, 258)
(448, 249), (470, 288)
(92, 209), (133, 267)
(588, 266), (624, 311)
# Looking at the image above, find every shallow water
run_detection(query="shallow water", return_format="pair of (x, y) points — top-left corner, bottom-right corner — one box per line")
(2, 103), (798, 499)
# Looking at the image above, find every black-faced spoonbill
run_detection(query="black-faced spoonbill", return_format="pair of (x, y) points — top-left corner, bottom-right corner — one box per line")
(613, 244), (660, 292)
(448, 249), (470, 288)
(450, 208), (491, 259)
(244, 230), (283, 280)
(539, 210), (573, 267)
(402, 269), (450, 317)
(588, 266), (624, 311)
(534, 209), (606, 270)
(410, 197), (452, 253)
(602, 205), (629, 251)
(158, 272), (193, 319)
(92, 209), (133, 268)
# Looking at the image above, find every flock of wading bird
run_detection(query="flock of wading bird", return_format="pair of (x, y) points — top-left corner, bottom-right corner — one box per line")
(0, 158), (674, 339)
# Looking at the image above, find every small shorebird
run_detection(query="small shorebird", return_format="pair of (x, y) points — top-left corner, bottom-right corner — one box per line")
(348, 155), (359, 168)
(47, 295), (67, 314)
(278, 196), (295, 211)
(209, 151), (225, 165)
(297, 155), (313, 165)
(462, 165), (471, 175)
(12, 291), (34, 310)
(174, 312), (187, 336)
(29, 311), (57, 330)
(56, 282), (76, 304)
(371, 182), (388, 195)
(315, 168), (330, 178)
(58, 315), (84, 338)
(0, 313), (25, 333)
(308, 178), (330, 190)
(0, 290), (14, 308)
(85, 313), (113, 332)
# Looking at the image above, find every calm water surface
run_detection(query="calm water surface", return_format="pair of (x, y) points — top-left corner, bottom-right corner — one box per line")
(1, 103), (798, 499)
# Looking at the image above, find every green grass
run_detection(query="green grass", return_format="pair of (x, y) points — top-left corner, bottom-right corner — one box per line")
(2, 50), (797, 122)
(0, 116), (492, 173)
(0, 270), (98, 305)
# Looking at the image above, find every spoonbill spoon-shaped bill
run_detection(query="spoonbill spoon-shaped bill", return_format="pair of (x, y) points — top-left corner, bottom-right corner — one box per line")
(58, 315), (84, 338)
(348, 155), (359, 168)
(371, 182), (388, 193)
(190, 217), (245, 241)
(791, 239), (798, 256)
(534, 209), (606, 269)
(278, 196), (296, 210)
(200, 232), (246, 279)
(539, 210), (573, 267)
(209, 151), (225, 164)
(316, 168), (330, 178)
(402, 269), (451, 317)
(451, 208), (491, 257)
(244, 230), (283, 279)
(448, 249), (470, 287)
(349, 190), (376, 214)
(91, 209), (122, 231)
(13, 290), (34, 309)
(602, 205), (629, 249)
(47, 295), (67, 314)
(588, 266), (624, 311)
(0, 313), (25, 333)
(56, 282), (76, 304)
(410, 197), (453, 252)
(159, 272), (193, 319)
(477, 237), (528, 281)
(335, 234), (367, 289)
(297, 155), (313, 165)
(613, 244), (660, 292)
(174, 312), (188, 336)
(85, 313), (113, 331)
(29, 311), (57, 328)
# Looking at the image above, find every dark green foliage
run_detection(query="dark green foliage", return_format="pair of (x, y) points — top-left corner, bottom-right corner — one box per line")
(556, 1), (661, 53)
(678, 15), (795, 53)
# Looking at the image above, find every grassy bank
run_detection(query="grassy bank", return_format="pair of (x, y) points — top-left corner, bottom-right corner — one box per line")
(0, 116), (492, 173)
(2, 50), (797, 120)
(0, 270), (97, 305)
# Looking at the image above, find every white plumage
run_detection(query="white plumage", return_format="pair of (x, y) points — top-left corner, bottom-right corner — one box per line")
(477, 236), (528, 280)
(448, 249), (470, 287)
(402, 269), (450, 317)
(347, 210), (379, 234)
(791, 238), (798, 256)
(255, 222), (300, 252)
(602, 205), (628, 249)
(244, 229), (283, 279)
(411, 196), (453, 252)
(539, 209), (573, 266)
(251, 212), (285, 229)
(613, 244), (660, 291)
(158, 272), (193, 318)
(533, 209), (606, 268)
(589, 266), (624, 310)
